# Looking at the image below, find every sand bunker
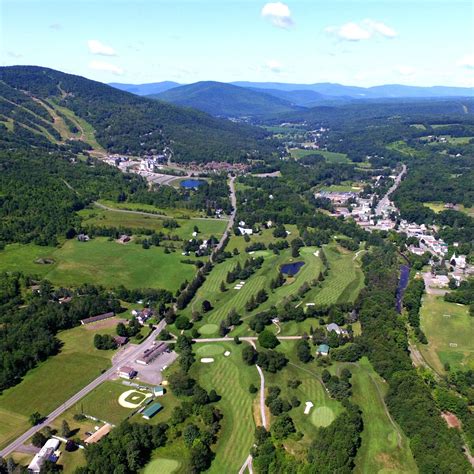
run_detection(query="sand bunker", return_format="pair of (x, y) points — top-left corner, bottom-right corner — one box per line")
(201, 358), (215, 363)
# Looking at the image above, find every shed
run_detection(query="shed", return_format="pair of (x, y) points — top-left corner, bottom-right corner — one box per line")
(317, 344), (329, 356)
(142, 403), (163, 420)
(84, 423), (112, 444)
(153, 386), (165, 397)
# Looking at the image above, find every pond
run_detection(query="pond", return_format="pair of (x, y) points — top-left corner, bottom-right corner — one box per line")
(181, 179), (205, 189)
(280, 261), (305, 275)
(396, 264), (410, 313)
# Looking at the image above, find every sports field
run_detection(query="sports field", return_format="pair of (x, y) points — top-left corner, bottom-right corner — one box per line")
(0, 238), (198, 291)
(191, 342), (258, 473)
(0, 325), (113, 449)
(419, 294), (474, 373)
(351, 358), (417, 473)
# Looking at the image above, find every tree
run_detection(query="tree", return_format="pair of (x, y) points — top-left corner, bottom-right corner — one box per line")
(242, 345), (258, 365)
(296, 339), (312, 363)
(189, 441), (212, 473)
(220, 281), (226, 292)
(32, 432), (47, 448)
(258, 330), (279, 349)
(29, 411), (43, 426)
(249, 384), (258, 394)
(272, 414), (296, 439)
(183, 424), (201, 447)
(61, 419), (71, 438)
(202, 300), (212, 312)
(175, 315), (192, 330)
(116, 322), (128, 337)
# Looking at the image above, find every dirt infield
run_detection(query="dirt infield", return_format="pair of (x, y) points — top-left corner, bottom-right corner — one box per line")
(441, 411), (461, 429)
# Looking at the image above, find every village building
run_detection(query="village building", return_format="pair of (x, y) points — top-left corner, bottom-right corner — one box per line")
(142, 403), (163, 420)
(317, 344), (330, 356)
(80, 312), (115, 325)
(136, 342), (169, 365)
(118, 366), (137, 379)
(27, 438), (60, 473)
(84, 424), (112, 444)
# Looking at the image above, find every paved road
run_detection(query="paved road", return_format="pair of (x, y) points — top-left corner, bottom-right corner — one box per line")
(376, 164), (407, 216)
(0, 321), (167, 458)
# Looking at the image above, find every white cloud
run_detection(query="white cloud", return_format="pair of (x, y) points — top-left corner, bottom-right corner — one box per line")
(261, 2), (294, 29)
(457, 53), (474, 69)
(7, 51), (23, 58)
(265, 59), (283, 72)
(88, 60), (124, 75)
(49, 23), (62, 30)
(87, 39), (117, 56)
(396, 65), (416, 76)
(325, 19), (397, 41)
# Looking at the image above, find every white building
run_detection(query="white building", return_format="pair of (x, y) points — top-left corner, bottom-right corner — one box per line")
(28, 439), (60, 473)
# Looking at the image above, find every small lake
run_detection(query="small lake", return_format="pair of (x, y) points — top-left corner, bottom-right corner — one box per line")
(396, 264), (410, 313)
(280, 261), (305, 275)
(181, 179), (205, 189)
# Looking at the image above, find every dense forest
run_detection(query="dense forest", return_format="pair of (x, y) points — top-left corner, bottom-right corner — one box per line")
(0, 66), (277, 162)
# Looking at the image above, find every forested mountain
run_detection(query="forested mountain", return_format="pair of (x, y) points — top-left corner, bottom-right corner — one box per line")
(151, 81), (301, 117)
(0, 66), (276, 162)
(232, 81), (474, 99)
(246, 87), (327, 107)
(109, 81), (180, 96)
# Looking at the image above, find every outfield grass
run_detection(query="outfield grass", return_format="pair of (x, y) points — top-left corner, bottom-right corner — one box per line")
(0, 325), (113, 449)
(351, 358), (417, 473)
(419, 294), (474, 373)
(191, 342), (258, 473)
(0, 238), (197, 291)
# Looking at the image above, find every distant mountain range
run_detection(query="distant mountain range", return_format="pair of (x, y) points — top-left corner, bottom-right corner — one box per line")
(109, 80), (473, 117)
(149, 81), (303, 117)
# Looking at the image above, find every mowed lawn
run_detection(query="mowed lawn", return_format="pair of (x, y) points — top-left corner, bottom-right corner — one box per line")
(0, 238), (198, 291)
(419, 294), (474, 373)
(191, 342), (258, 473)
(289, 148), (350, 163)
(305, 245), (364, 306)
(351, 358), (417, 474)
(0, 325), (113, 449)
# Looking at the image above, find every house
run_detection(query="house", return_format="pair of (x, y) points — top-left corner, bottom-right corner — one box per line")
(84, 423), (112, 444)
(80, 312), (115, 325)
(450, 253), (467, 270)
(118, 234), (131, 244)
(238, 227), (253, 236)
(77, 234), (90, 242)
(317, 344), (330, 356)
(118, 366), (137, 379)
(326, 323), (346, 335)
(114, 336), (129, 346)
(142, 403), (163, 420)
(153, 385), (165, 397)
(27, 438), (60, 473)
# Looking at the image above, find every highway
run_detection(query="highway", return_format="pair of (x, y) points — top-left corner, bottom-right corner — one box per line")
(0, 321), (167, 458)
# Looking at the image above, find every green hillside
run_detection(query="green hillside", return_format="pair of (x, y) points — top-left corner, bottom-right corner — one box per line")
(152, 81), (301, 117)
(0, 66), (276, 162)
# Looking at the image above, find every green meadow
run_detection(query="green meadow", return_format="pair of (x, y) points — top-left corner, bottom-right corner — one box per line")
(419, 294), (474, 373)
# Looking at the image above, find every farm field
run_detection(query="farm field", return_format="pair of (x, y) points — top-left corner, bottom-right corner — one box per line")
(0, 238), (198, 291)
(423, 201), (474, 217)
(0, 324), (113, 449)
(191, 342), (258, 473)
(351, 358), (417, 474)
(419, 294), (474, 373)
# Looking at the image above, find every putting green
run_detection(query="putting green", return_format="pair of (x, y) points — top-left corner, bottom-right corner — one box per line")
(198, 323), (218, 335)
(142, 458), (180, 474)
(252, 250), (270, 257)
(195, 344), (225, 356)
(311, 406), (335, 427)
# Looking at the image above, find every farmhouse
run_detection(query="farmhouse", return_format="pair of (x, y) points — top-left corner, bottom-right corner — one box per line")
(84, 423), (112, 444)
(80, 312), (115, 325)
(142, 402), (163, 420)
(118, 366), (137, 379)
(136, 342), (169, 365)
(326, 323), (347, 336)
(238, 227), (253, 235)
(27, 438), (60, 473)
(317, 344), (330, 356)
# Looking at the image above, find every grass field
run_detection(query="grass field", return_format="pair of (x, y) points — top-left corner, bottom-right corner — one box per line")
(318, 184), (362, 192)
(419, 294), (474, 373)
(423, 201), (474, 217)
(289, 148), (350, 163)
(191, 342), (258, 473)
(0, 325), (113, 449)
(142, 458), (181, 474)
(0, 238), (197, 291)
(304, 245), (364, 306)
(351, 358), (417, 473)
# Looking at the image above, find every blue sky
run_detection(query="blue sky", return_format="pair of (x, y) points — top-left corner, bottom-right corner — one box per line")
(1, 0), (473, 87)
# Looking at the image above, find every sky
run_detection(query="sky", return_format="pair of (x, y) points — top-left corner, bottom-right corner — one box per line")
(1, 0), (473, 87)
